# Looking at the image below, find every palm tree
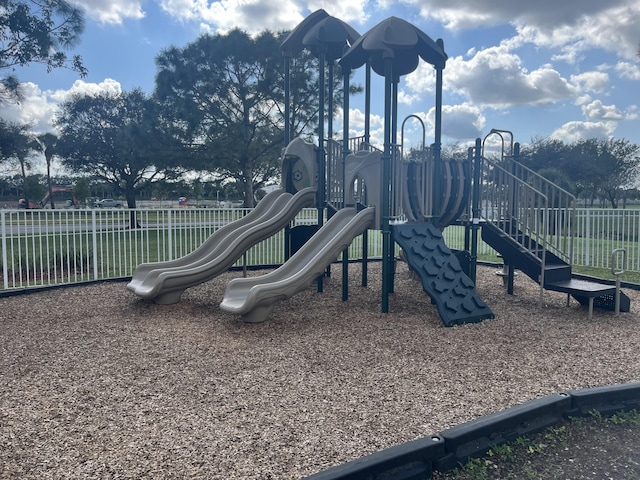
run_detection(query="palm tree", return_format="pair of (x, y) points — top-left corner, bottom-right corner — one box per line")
(1, 120), (35, 207)
(34, 133), (59, 209)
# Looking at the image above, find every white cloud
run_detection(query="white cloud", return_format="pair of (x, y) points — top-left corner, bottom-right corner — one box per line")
(575, 94), (592, 106)
(400, 0), (640, 61)
(397, 89), (423, 106)
(348, 107), (383, 132)
(616, 62), (640, 80)
(403, 61), (436, 99)
(157, 0), (201, 22)
(75, 0), (145, 24)
(399, 42), (578, 109)
(444, 46), (576, 108)
(572, 5), (640, 61)
(306, 2), (369, 26)
(581, 100), (626, 121)
(50, 79), (123, 103)
(1, 80), (123, 134)
(516, 4), (639, 61)
(550, 121), (616, 142)
(157, 0), (370, 34)
(345, 108), (384, 148)
(406, 0), (629, 29)
(159, 0), (305, 34)
(570, 72), (609, 94)
(440, 104), (486, 140)
(1, 83), (58, 133)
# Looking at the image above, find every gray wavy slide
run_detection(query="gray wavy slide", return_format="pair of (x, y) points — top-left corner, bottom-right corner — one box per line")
(219, 206), (376, 323)
(126, 187), (316, 304)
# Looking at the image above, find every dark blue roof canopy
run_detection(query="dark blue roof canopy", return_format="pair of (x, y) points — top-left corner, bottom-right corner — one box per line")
(281, 9), (360, 61)
(340, 16), (447, 76)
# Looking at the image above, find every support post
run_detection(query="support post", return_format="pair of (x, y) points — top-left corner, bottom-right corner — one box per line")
(432, 49), (445, 227)
(317, 50), (326, 293)
(364, 62), (371, 145)
(381, 58), (393, 313)
(342, 64), (350, 301)
(389, 78), (399, 295)
(325, 60), (334, 281)
(284, 55), (291, 261)
(470, 139), (482, 283)
(363, 61), (371, 288)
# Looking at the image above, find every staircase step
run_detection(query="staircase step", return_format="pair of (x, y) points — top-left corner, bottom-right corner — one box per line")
(546, 279), (617, 296)
(546, 279), (631, 314)
(482, 222), (572, 284)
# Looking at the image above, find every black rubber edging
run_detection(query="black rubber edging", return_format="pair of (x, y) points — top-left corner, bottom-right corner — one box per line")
(304, 382), (640, 480)
(303, 435), (445, 480)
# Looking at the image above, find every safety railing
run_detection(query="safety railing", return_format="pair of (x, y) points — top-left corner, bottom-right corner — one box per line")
(502, 157), (576, 264)
(326, 139), (345, 209)
(481, 155), (576, 269)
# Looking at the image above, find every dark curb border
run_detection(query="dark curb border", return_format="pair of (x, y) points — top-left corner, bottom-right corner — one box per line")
(304, 382), (640, 479)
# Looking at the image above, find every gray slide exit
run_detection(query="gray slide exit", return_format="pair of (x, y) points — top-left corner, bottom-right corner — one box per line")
(127, 187), (316, 304)
(220, 207), (375, 323)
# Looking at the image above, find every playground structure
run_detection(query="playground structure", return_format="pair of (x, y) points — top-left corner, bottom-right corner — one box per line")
(128, 10), (629, 324)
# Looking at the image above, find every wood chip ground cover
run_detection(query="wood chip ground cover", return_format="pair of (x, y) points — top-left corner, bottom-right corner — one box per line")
(1, 263), (639, 479)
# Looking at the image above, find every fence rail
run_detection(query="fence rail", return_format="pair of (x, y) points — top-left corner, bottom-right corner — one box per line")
(1, 206), (639, 292)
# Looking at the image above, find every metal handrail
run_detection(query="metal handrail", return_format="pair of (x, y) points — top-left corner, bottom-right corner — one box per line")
(481, 156), (550, 302)
(500, 156), (576, 266)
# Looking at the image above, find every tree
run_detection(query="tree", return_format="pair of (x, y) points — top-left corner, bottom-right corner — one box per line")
(55, 89), (183, 211)
(154, 29), (352, 207)
(1, 0), (86, 102)
(0, 118), (35, 205)
(520, 137), (572, 173)
(571, 138), (640, 208)
(521, 137), (640, 207)
(24, 173), (45, 202)
(32, 132), (58, 208)
(73, 176), (90, 205)
(155, 30), (282, 207)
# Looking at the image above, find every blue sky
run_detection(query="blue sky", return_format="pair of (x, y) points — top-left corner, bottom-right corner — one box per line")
(3, 0), (640, 157)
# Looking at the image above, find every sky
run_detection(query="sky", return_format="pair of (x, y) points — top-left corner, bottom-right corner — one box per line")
(2, 0), (640, 161)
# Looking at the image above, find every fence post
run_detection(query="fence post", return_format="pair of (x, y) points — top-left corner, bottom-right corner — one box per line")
(585, 209), (590, 267)
(1, 211), (8, 290)
(92, 210), (99, 281)
(167, 209), (173, 261)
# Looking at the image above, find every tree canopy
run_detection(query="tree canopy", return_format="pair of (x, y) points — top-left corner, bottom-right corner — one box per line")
(1, 0), (86, 102)
(154, 28), (349, 207)
(0, 118), (37, 204)
(0, 118), (30, 161)
(521, 137), (640, 208)
(155, 29), (284, 207)
(54, 89), (183, 209)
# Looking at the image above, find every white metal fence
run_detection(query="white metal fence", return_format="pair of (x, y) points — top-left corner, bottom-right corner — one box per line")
(1, 207), (638, 292)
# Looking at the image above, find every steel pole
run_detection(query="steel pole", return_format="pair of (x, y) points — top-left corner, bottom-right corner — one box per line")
(381, 58), (393, 313)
